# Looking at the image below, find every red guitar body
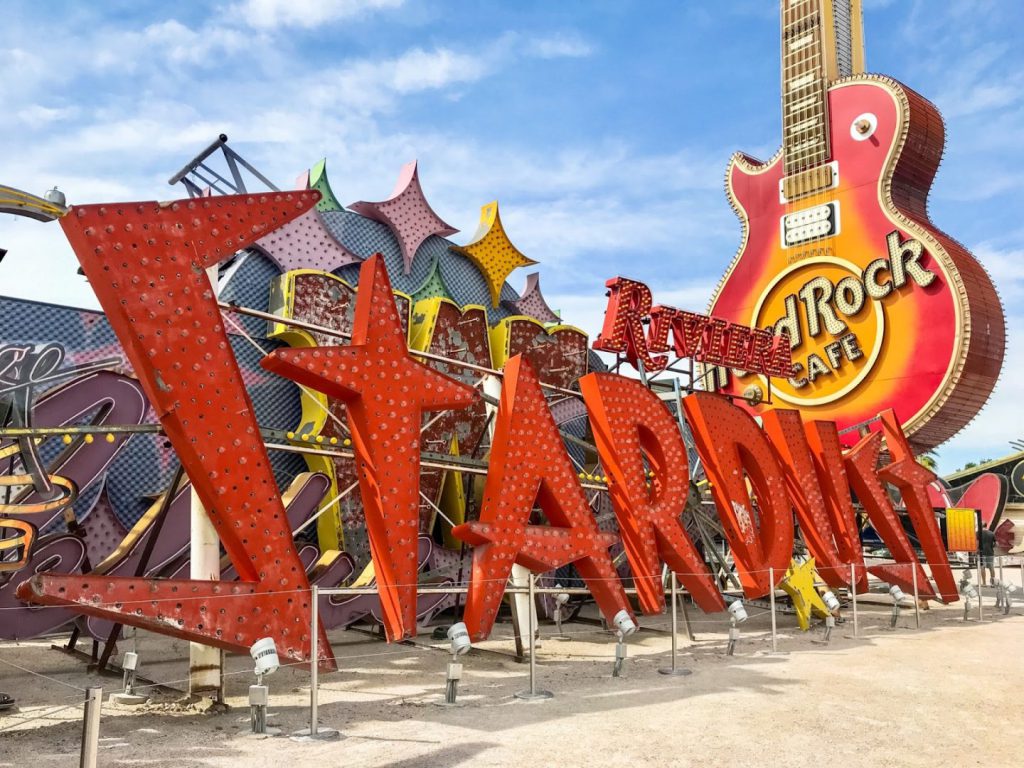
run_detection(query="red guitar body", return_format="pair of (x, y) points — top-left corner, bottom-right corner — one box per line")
(709, 75), (1004, 450)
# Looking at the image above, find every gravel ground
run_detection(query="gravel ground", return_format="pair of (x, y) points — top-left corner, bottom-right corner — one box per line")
(1, 575), (1021, 768)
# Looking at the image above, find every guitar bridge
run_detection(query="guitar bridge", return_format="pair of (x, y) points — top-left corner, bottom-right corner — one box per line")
(779, 161), (839, 202)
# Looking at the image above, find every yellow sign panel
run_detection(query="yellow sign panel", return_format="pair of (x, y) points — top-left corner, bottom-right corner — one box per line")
(945, 507), (978, 552)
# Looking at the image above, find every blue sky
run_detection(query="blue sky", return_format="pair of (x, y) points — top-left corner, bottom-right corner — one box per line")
(1, 0), (1022, 473)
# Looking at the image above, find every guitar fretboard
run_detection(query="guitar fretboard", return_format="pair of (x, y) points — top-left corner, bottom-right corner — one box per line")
(781, 0), (831, 175)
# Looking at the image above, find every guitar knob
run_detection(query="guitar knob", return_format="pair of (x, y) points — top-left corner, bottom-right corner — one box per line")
(851, 113), (878, 141)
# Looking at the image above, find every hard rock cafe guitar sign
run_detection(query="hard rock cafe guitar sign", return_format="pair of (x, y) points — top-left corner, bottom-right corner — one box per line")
(706, 0), (1004, 450)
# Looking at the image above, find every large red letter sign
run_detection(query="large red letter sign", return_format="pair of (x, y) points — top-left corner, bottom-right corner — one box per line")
(19, 193), (335, 668)
(682, 393), (793, 596)
(804, 420), (867, 591)
(452, 355), (631, 641)
(580, 373), (724, 614)
(762, 409), (859, 589)
(844, 431), (936, 599)
(263, 255), (478, 641)
(593, 277), (665, 371)
(877, 410), (956, 602)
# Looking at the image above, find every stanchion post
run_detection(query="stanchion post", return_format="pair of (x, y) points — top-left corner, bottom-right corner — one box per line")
(912, 563), (921, 629)
(310, 584), (319, 736)
(292, 585), (340, 741)
(769, 567), (778, 653)
(850, 562), (859, 638)
(976, 550), (985, 622)
(80, 686), (101, 768)
(659, 572), (692, 677)
(515, 573), (553, 700)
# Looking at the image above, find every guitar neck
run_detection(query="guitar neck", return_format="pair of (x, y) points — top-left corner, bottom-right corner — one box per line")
(780, 0), (865, 177)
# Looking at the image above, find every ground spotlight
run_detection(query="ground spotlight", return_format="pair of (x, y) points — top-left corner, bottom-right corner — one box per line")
(447, 622), (471, 657)
(249, 637), (279, 734)
(1004, 584), (1017, 615)
(109, 651), (147, 706)
(822, 591), (841, 613)
(442, 623), (472, 705)
(552, 585), (570, 638)
(612, 609), (637, 638)
(960, 575), (979, 620)
(728, 600), (749, 624)
(889, 585), (906, 628)
(251, 637), (280, 678)
(727, 600), (748, 656)
(611, 610), (637, 677)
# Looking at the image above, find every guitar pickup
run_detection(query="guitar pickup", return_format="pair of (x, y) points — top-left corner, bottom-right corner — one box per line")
(780, 201), (840, 247)
(779, 161), (839, 202)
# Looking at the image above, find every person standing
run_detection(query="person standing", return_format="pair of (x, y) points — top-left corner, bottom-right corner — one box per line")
(979, 526), (996, 586)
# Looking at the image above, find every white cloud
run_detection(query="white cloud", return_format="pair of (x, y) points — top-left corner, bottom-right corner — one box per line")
(975, 241), (1024, 295)
(14, 105), (79, 125)
(229, 0), (404, 29)
(388, 47), (487, 93)
(136, 19), (251, 65)
(525, 33), (594, 59)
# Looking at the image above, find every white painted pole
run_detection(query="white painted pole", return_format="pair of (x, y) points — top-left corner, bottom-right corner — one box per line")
(190, 264), (222, 698)
(79, 686), (101, 768)
(769, 567), (778, 653)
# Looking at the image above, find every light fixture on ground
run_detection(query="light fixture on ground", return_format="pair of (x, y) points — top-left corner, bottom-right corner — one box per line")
(1004, 583), (1017, 615)
(611, 609), (637, 677)
(822, 590), (841, 613)
(818, 590), (840, 644)
(727, 600), (748, 656)
(441, 622), (471, 705)
(249, 637), (279, 734)
(959, 573), (979, 621)
(109, 651), (148, 706)
(552, 585), (571, 639)
(889, 584), (906, 628)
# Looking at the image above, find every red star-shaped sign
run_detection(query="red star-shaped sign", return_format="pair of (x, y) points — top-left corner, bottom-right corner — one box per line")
(452, 354), (631, 641)
(262, 254), (478, 640)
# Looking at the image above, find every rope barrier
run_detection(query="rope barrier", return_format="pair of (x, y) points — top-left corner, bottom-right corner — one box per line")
(0, 656), (87, 691)
(0, 555), (1019, 612)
